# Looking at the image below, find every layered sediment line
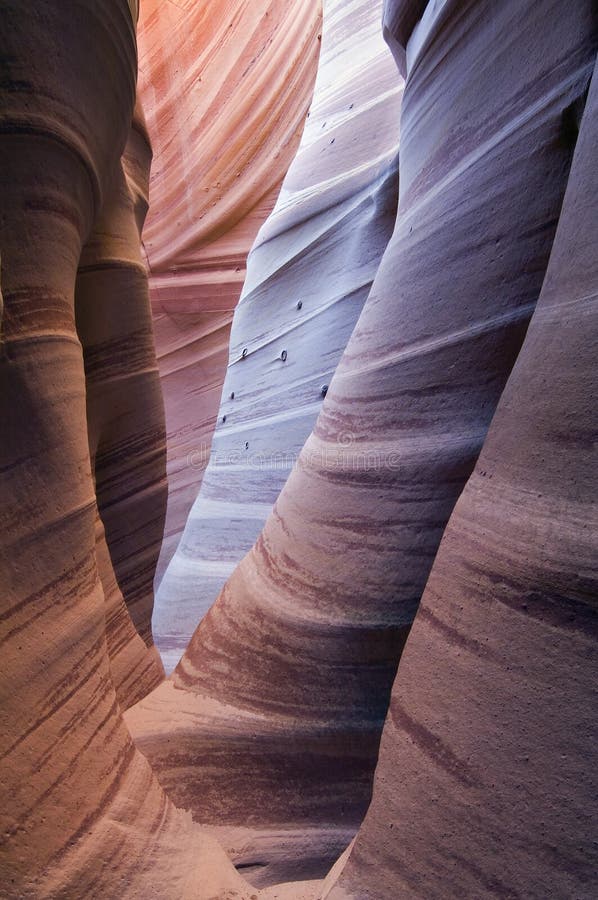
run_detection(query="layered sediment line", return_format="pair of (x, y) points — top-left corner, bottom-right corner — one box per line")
(129, 0), (596, 886)
(153, 0), (404, 673)
(137, 0), (323, 584)
(76, 103), (166, 705)
(328, 46), (598, 900)
(0, 3), (269, 895)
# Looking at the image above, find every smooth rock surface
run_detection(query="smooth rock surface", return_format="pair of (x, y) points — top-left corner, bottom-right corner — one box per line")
(0, 3), (278, 896)
(328, 44), (598, 900)
(137, 0), (322, 586)
(3, 0), (596, 897)
(76, 103), (166, 707)
(153, 0), (404, 673)
(128, 0), (596, 886)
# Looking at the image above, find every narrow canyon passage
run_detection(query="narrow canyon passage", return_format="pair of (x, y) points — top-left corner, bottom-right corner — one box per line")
(137, 0), (323, 590)
(152, 0), (403, 674)
(1, 1), (597, 899)
(129, 0), (597, 888)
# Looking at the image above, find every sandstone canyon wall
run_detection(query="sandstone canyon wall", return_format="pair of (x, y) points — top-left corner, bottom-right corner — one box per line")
(128, 0), (597, 887)
(152, 0), (404, 674)
(137, 0), (322, 587)
(0, 2), (271, 896)
(327, 46), (598, 900)
(76, 104), (166, 708)
(2, 0), (597, 897)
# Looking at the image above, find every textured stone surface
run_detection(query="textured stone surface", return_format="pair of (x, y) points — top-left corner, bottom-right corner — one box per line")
(327, 46), (598, 900)
(3, 0), (597, 896)
(76, 104), (166, 707)
(0, 2), (273, 896)
(153, 0), (403, 673)
(128, 0), (596, 886)
(137, 0), (322, 586)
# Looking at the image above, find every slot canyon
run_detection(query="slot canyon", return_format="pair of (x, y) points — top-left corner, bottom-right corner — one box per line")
(0, 1), (596, 898)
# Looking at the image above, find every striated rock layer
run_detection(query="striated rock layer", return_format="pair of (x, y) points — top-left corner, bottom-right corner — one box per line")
(328, 48), (598, 900)
(128, 0), (596, 886)
(153, 0), (404, 673)
(137, 0), (322, 585)
(0, 2), (274, 896)
(76, 103), (166, 707)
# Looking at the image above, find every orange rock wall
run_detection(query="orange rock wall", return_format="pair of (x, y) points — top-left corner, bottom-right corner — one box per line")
(137, 0), (322, 585)
(77, 105), (166, 706)
(0, 2), (277, 895)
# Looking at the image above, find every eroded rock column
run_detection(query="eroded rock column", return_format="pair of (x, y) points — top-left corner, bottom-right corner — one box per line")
(76, 104), (167, 708)
(0, 3), (269, 895)
(128, 0), (596, 886)
(328, 50), (598, 900)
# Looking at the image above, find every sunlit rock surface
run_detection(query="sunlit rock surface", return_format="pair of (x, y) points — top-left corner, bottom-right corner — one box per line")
(128, 0), (596, 888)
(137, 0), (322, 586)
(152, 0), (404, 673)
(327, 43), (598, 900)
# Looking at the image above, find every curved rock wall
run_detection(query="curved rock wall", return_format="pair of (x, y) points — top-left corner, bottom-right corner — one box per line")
(128, 0), (596, 886)
(0, 3), (267, 896)
(76, 105), (166, 706)
(328, 49), (598, 900)
(3, 0), (596, 896)
(137, 0), (322, 586)
(153, 0), (404, 673)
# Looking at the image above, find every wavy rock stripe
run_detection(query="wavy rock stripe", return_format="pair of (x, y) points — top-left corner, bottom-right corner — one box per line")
(128, 0), (596, 886)
(137, 0), (322, 585)
(93, 512), (164, 713)
(76, 104), (166, 707)
(150, 303), (234, 591)
(0, 3), (280, 896)
(329, 48), (598, 900)
(152, 0), (404, 674)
